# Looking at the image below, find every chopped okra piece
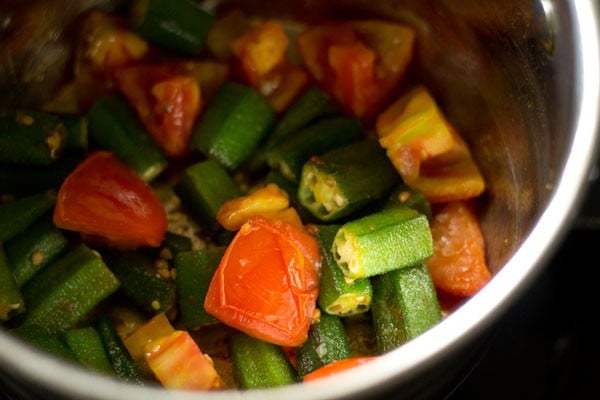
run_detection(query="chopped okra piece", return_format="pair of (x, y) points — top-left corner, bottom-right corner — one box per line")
(161, 231), (193, 255)
(102, 250), (177, 315)
(0, 190), (56, 242)
(296, 312), (352, 377)
(5, 214), (69, 288)
(384, 184), (432, 220)
(131, 0), (214, 55)
(370, 263), (441, 352)
(229, 333), (298, 389)
(58, 113), (89, 154)
(332, 207), (433, 280)
(10, 325), (76, 362)
(265, 116), (363, 183)
(314, 224), (372, 316)
(20, 244), (120, 334)
(96, 315), (146, 383)
(191, 82), (275, 171)
(64, 327), (114, 375)
(174, 246), (226, 329)
(87, 95), (167, 182)
(174, 159), (243, 234)
(0, 109), (67, 165)
(0, 244), (25, 322)
(298, 139), (400, 222)
(264, 84), (341, 149)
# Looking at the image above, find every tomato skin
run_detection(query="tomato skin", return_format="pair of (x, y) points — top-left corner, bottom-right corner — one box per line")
(204, 216), (321, 347)
(426, 201), (491, 297)
(53, 151), (167, 249)
(303, 357), (377, 381)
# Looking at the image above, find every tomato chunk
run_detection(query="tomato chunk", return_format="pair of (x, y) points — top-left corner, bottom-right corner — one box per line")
(114, 63), (201, 158)
(297, 20), (415, 118)
(145, 330), (224, 390)
(53, 151), (167, 248)
(426, 201), (491, 297)
(204, 216), (321, 347)
(303, 357), (377, 381)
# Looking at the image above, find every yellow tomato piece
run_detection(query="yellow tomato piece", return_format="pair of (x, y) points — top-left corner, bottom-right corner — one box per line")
(123, 313), (175, 374)
(259, 207), (305, 232)
(217, 183), (291, 231)
(411, 132), (485, 203)
(377, 86), (456, 182)
(145, 330), (224, 390)
(82, 11), (148, 71)
(233, 21), (289, 86)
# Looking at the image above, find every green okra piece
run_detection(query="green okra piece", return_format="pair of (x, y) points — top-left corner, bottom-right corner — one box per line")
(59, 113), (89, 154)
(0, 109), (67, 165)
(298, 139), (401, 222)
(384, 184), (432, 220)
(0, 190), (56, 242)
(191, 82), (275, 171)
(64, 326), (114, 375)
(5, 214), (69, 288)
(11, 325), (76, 362)
(332, 207), (433, 280)
(265, 116), (363, 183)
(370, 263), (441, 353)
(0, 155), (81, 195)
(103, 250), (177, 315)
(96, 315), (145, 383)
(314, 224), (372, 317)
(20, 244), (120, 334)
(174, 158), (243, 234)
(87, 95), (167, 182)
(131, 0), (214, 55)
(0, 244), (25, 322)
(246, 85), (341, 173)
(265, 85), (341, 149)
(161, 231), (193, 255)
(229, 333), (298, 389)
(174, 246), (226, 329)
(296, 312), (352, 377)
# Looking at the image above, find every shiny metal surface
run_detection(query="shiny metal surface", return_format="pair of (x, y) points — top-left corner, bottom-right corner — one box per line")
(1, 1), (599, 399)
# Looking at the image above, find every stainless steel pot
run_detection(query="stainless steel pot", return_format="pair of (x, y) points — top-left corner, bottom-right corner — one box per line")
(1, 1), (599, 399)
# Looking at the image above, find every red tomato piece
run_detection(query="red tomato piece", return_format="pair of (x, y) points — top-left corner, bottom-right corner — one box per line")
(53, 151), (167, 249)
(297, 21), (415, 119)
(204, 216), (321, 347)
(113, 63), (201, 158)
(328, 42), (378, 118)
(426, 201), (491, 297)
(303, 357), (378, 382)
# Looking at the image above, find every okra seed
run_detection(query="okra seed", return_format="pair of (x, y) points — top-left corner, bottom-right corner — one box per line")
(31, 250), (45, 266)
(155, 259), (170, 270)
(398, 191), (411, 203)
(312, 308), (321, 322)
(17, 113), (34, 126)
(45, 130), (62, 159)
(160, 247), (173, 260)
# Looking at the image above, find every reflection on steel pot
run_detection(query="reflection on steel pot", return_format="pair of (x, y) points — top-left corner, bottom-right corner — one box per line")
(0, 0), (599, 399)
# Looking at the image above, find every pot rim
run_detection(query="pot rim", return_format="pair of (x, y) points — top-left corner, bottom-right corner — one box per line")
(1, 1), (600, 399)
